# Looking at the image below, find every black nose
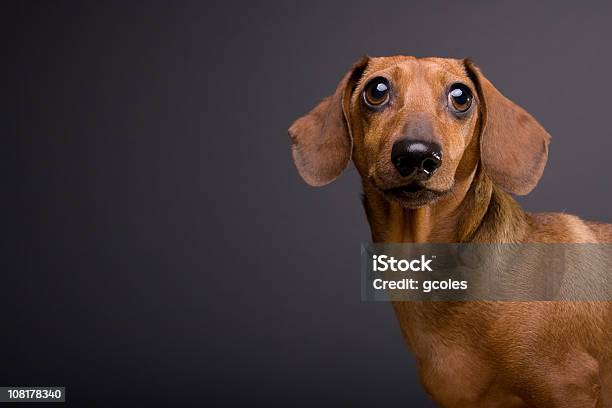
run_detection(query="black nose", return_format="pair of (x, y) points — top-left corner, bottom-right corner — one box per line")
(391, 139), (442, 178)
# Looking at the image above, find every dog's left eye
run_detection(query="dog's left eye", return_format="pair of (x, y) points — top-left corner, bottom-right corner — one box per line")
(448, 83), (473, 113)
(363, 77), (391, 108)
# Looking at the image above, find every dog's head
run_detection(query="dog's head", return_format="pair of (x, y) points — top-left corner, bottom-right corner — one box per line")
(289, 56), (551, 208)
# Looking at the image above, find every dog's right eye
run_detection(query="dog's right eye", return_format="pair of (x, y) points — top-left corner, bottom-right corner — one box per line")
(363, 77), (390, 109)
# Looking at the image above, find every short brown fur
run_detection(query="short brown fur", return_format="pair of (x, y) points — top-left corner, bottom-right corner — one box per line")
(290, 56), (612, 407)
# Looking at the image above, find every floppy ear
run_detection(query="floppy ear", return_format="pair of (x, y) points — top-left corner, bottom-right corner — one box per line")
(464, 60), (551, 195)
(289, 57), (369, 186)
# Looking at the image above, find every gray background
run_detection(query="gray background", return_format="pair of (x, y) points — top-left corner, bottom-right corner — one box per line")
(4, 1), (612, 406)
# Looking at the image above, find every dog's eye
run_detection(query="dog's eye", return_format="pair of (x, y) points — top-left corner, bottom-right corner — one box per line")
(448, 83), (473, 113)
(363, 77), (390, 108)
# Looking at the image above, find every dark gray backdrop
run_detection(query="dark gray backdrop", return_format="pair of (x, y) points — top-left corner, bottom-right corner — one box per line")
(4, 1), (612, 406)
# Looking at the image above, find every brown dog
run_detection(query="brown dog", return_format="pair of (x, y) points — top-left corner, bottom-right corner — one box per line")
(289, 56), (612, 407)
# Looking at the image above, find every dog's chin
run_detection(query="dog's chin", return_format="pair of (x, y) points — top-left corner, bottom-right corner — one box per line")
(382, 182), (449, 208)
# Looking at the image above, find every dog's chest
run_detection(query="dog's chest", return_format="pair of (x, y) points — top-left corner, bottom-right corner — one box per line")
(410, 330), (527, 406)
(410, 328), (490, 395)
(393, 303), (525, 406)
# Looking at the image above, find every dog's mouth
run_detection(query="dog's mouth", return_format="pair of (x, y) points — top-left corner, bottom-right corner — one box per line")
(386, 182), (426, 194)
(382, 182), (448, 208)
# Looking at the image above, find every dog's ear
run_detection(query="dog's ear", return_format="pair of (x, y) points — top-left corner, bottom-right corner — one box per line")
(289, 57), (369, 186)
(464, 59), (551, 195)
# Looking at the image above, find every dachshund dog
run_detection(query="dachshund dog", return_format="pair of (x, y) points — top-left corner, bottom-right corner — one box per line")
(289, 56), (612, 407)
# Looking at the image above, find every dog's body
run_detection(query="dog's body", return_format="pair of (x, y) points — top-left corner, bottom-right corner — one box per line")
(371, 170), (612, 407)
(290, 56), (612, 407)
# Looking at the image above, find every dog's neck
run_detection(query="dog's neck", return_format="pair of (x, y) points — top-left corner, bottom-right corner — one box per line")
(363, 164), (528, 244)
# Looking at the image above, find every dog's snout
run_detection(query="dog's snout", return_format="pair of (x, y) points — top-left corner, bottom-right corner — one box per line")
(391, 139), (442, 178)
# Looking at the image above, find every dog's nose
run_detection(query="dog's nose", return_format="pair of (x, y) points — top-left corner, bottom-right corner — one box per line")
(391, 139), (442, 178)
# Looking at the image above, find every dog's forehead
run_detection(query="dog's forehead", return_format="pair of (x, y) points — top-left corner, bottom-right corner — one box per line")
(362, 56), (468, 84)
